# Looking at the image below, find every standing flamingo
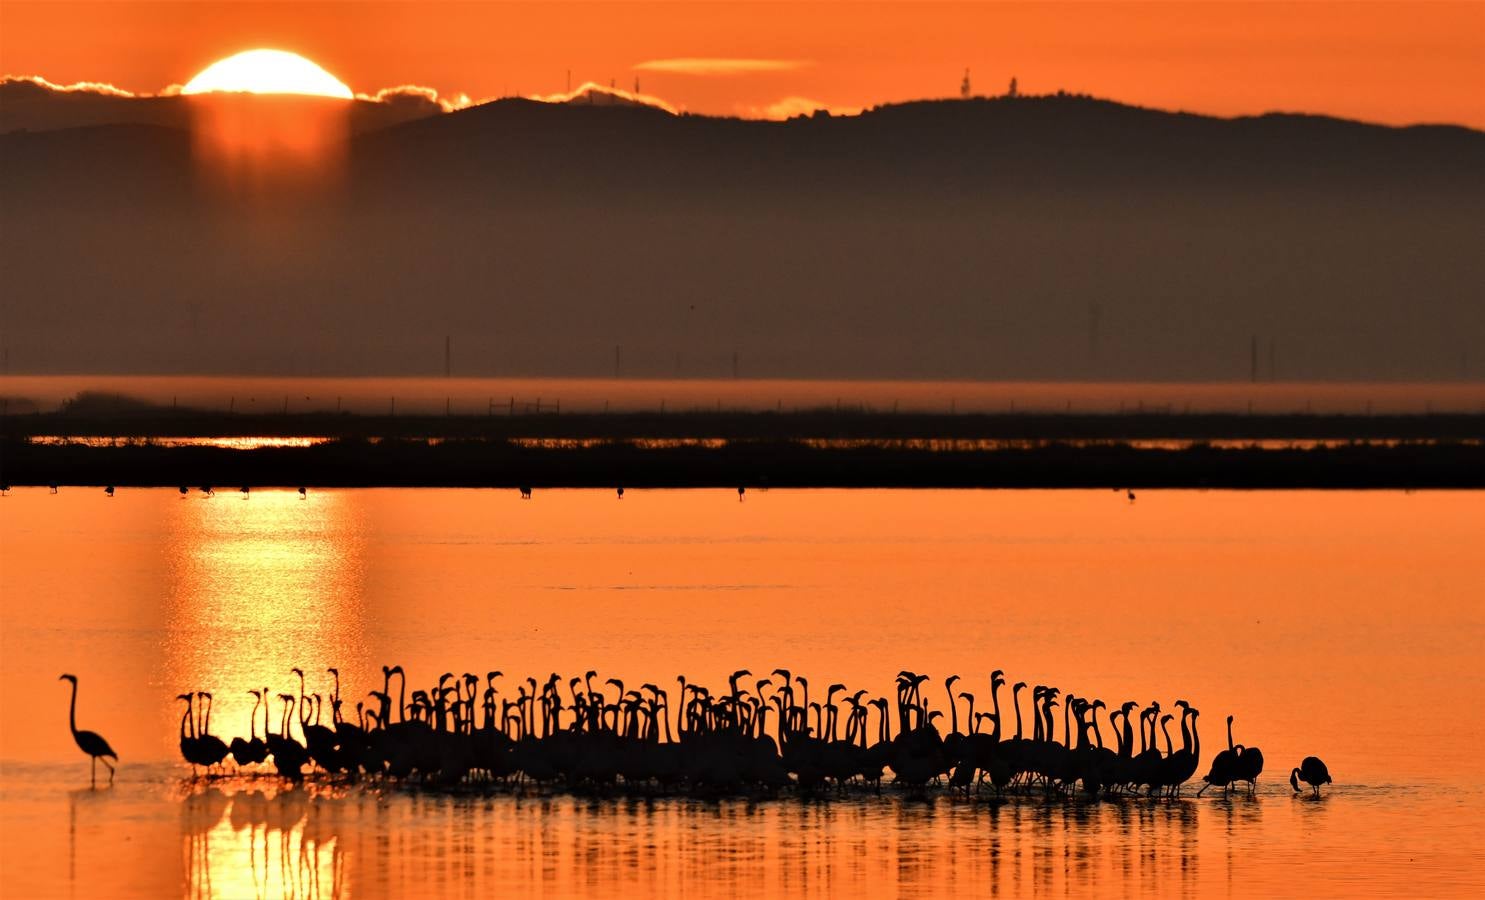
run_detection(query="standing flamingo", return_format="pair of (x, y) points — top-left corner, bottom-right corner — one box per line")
(58, 675), (117, 785)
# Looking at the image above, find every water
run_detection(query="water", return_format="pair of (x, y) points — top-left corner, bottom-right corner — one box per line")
(2, 488), (1483, 896)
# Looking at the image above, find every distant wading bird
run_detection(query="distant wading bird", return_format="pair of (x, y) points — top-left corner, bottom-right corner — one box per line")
(1291, 756), (1331, 798)
(58, 674), (117, 785)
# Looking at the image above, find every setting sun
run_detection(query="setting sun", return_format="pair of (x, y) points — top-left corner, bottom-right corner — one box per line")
(181, 49), (352, 99)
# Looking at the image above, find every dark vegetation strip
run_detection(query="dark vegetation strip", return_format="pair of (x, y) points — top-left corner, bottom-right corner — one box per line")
(3, 438), (1482, 489)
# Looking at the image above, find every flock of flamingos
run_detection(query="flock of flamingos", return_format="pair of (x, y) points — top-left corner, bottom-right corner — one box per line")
(60, 668), (1334, 799)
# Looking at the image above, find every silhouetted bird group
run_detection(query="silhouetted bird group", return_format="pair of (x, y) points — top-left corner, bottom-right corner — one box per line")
(147, 665), (1328, 799)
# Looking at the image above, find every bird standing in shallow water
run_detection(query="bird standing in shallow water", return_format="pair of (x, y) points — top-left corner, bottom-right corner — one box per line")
(1291, 756), (1331, 797)
(59, 674), (117, 785)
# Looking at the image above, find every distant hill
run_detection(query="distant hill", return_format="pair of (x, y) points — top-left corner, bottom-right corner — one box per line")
(0, 77), (442, 135)
(1, 91), (1481, 381)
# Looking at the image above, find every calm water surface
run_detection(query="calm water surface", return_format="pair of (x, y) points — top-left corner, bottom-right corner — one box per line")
(2, 488), (1482, 897)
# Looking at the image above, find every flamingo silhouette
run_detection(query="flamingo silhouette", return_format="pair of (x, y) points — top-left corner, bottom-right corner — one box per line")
(1291, 757), (1331, 797)
(189, 693), (229, 773)
(104, 485), (115, 497)
(298, 486), (308, 499)
(58, 675), (116, 785)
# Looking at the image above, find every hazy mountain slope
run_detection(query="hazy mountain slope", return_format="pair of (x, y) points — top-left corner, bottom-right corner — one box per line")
(2, 96), (1481, 380)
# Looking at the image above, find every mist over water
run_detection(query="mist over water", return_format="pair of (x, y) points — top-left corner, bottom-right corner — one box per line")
(7, 375), (1485, 416)
(2, 488), (1482, 896)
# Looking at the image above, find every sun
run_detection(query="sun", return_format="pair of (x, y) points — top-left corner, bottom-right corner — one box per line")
(182, 49), (353, 99)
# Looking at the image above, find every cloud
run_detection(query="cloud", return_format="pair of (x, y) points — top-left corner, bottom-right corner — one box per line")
(1, 74), (138, 97)
(357, 84), (476, 113)
(739, 96), (863, 121)
(530, 81), (679, 115)
(633, 58), (812, 77)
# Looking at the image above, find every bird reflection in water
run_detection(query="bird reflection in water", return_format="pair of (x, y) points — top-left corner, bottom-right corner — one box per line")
(161, 783), (1246, 897)
(181, 785), (342, 900)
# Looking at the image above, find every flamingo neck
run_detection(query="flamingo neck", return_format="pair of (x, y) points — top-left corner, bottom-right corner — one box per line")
(68, 680), (79, 735)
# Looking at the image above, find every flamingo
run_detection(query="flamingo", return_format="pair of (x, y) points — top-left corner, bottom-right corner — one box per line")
(1291, 757), (1331, 798)
(194, 692), (231, 772)
(58, 675), (117, 784)
(230, 690), (270, 768)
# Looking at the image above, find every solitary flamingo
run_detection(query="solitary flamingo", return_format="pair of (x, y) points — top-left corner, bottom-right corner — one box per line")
(58, 675), (117, 785)
(519, 486), (532, 500)
(298, 487), (307, 499)
(104, 485), (115, 497)
(617, 487), (624, 499)
(1291, 757), (1331, 798)
(737, 487), (746, 502)
(179, 486), (189, 498)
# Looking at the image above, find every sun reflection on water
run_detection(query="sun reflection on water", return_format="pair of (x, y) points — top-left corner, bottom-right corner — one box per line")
(162, 490), (371, 752)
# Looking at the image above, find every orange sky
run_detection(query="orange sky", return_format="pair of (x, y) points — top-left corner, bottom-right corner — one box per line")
(2, 1), (1483, 126)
